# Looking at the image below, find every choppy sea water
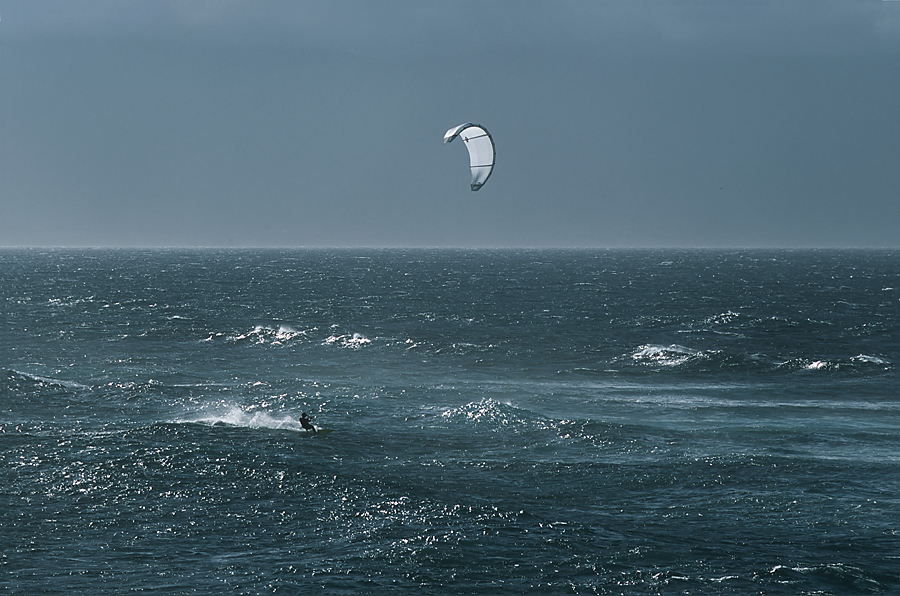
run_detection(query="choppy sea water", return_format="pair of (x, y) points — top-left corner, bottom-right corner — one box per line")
(2, 248), (898, 595)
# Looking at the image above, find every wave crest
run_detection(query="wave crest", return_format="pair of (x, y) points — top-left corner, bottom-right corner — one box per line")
(223, 325), (308, 346)
(324, 333), (371, 349)
(778, 355), (892, 372)
(440, 398), (536, 430)
(630, 344), (705, 367)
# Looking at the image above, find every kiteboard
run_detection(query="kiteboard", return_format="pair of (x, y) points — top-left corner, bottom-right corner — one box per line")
(302, 428), (333, 436)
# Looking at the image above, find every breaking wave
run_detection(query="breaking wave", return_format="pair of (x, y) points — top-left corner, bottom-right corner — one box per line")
(324, 332), (372, 349)
(620, 345), (891, 374)
(224, 324), (308, 345)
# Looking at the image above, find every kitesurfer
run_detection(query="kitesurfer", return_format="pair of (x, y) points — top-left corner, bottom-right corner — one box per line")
(299, 412), (317, 434)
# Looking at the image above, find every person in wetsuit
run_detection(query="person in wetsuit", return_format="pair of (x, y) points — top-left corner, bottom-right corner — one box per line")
(299, 412), (317, 434)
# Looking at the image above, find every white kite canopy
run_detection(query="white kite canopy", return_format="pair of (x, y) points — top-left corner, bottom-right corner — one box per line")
(443, 123), (495, 191)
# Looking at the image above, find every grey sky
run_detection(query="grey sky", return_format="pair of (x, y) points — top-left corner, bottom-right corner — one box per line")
(2, 1), (899, 247)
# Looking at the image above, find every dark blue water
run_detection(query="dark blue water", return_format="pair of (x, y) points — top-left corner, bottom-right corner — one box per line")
(2, 249), (898, 594)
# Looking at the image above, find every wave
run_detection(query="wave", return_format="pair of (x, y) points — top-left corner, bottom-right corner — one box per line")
(207, 325), (374, 350)
(680, 309), (861, 340)
(6, 370), (90, 390)
(324, 332), (372, 349)
(623, 344), (770, 371)
(215, 324), (311, 346)
(767, 563), (888, 593)
(851, 354), (889, 365)
(440, 398), (536, 429)
(618, 345), (891, 374)
(432, 399), (650, 459)
(46, 296), (96, 308)
(777, 354), (892, 373)
(436, 398), (605, 435)
(630, 344), (703, 367)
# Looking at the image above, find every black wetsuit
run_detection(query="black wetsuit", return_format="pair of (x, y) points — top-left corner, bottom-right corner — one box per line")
(300, 413), (317, 434)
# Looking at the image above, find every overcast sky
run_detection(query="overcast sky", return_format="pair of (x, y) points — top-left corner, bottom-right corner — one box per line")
(2, 1), (899, 248)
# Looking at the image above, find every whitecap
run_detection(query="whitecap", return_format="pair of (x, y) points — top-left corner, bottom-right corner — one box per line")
(777, 358), (840, 372)
(227, 325), (306, 346)
(273, 325), (303, 343)
(324, 332), (371, 349)
(706, 310), (741, 325)
(851, 354), (888, 365)
(631, 344), (700, 367)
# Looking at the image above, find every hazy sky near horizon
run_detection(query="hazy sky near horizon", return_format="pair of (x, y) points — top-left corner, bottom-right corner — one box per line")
(2, 1), (899, 248)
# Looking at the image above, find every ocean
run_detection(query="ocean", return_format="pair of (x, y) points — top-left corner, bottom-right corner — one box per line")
(2, 248), (898, 595)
